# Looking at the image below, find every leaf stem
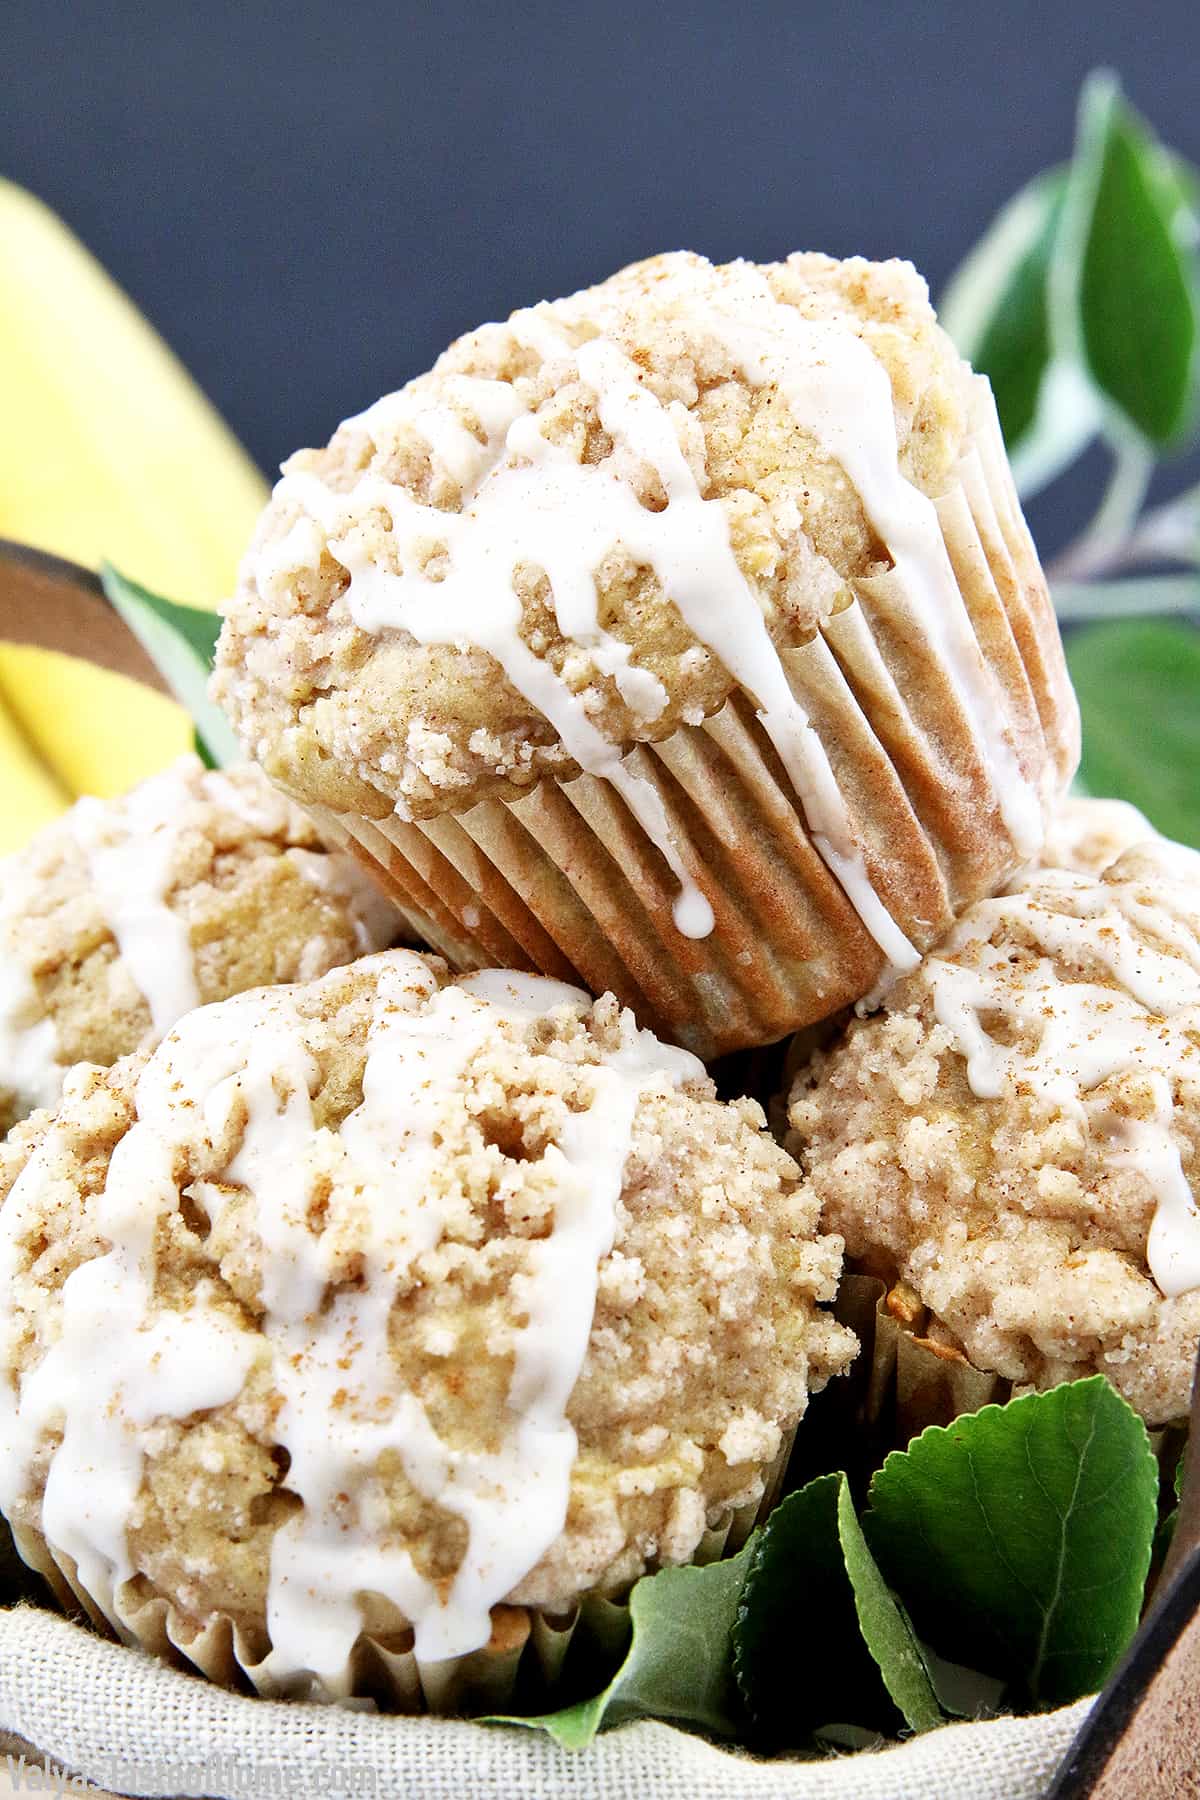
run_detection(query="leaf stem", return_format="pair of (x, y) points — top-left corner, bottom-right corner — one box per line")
(1120, 483), (1200, 569)
(1047, 437), (1155, 582)
(1052, 573), (1200, 621)
(1048, 480), (1200, 587)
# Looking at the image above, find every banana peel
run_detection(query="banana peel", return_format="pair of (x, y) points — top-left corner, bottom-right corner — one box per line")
(0, 180), (269, 850)
(0, 644), (190, 817)
(0, 179), (267, 600)
(0, 694), (68, 845)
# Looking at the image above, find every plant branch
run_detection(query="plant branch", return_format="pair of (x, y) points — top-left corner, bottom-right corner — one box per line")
(1048, 479), (1200, 584)
(1051, 574), (1200, 621)
(1046, 438), (1155, 582)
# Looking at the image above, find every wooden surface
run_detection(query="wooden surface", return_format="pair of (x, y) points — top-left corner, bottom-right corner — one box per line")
(1089, 1597), (1200, 1797)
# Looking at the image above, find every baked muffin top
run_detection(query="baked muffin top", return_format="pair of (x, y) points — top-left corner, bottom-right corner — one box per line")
(1032, 793), (1156, 879)
(0, 949), (853, 1690)
(788, 839), (1200, 1424)
(214, 251), (1051, 937)
(0, 755), (396, 1133)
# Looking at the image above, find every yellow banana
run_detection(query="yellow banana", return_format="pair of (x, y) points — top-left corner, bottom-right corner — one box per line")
(0, 691), (68, 853)
(0, 178), (267, 600)
(0, 642), (190, 813)
(0, 181), (269, 843)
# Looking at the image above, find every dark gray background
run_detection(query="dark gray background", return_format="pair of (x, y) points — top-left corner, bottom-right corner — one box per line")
(4, 0), (1196, 548)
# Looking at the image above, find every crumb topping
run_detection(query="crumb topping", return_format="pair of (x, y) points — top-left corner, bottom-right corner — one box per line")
(0, 755), (397, 1134)
(0, 951), (853, 1676)
(789, 841), (1200, 1424)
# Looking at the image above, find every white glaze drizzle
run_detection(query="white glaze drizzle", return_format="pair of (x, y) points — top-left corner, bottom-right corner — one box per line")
(574, 334), (919, 968)
(350, 373), (529, 495)
(1, 757), (204, 1120)
(671, 260), (1043, 859)
(0, 826), (62, 1114)
(281, 438), (717, 938)
(0, 952), (703, 1686)
(0, 760), (395, 1126)
(1032, 794), (1155, 879)
(273, 257), (1044, 967)
(925, 867), (1200, 1297)
(69, 758), (202, 1036)
(0, 950), (61, 1118)
(285, 846), (399, 953)
(0, 1021), (261, 1604)
(202, 765), (305, 837)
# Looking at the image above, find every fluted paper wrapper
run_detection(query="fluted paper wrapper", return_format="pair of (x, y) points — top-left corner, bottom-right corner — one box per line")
(823, 1275), (1189, 1480)
(310, 386), (1078, 1059)
(832, 1274), (1006, 1449)
(4, 1429), (793, 1719)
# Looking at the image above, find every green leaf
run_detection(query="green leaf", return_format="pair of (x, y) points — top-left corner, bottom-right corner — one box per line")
(100, 563), (240, 769)
(1054, 72), (1200, 446)
(941, 170), (1064, 449)
(1167, 151), (1200, 235)
(497, 1541), (752, 1749)
(941, 168), (1102, 499)
(732, 1473), (942, 1745)
(941, 168), (1097, 490)
(193, 726), (218, 770)
(1066, 616), (1200, 848)
(864, 1378), (1158, 1709)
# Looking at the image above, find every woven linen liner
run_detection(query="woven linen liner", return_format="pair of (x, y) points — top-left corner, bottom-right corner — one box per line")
(5, 1428), (788, 1718)
(0, 1606), (1090, 1800)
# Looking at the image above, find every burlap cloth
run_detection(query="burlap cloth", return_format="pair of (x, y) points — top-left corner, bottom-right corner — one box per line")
(0, 1605), (1090, 1799)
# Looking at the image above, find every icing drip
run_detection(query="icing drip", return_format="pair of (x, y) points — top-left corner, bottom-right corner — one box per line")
(351, 374), (529, 495)
(1032, 795), (1155, 880)
(0, 953), (61, 1118)
(272, 257), (1045, 967)
(0, 837), (65, 1116)
(281, 257), (1032, 965)
(0, 1026), (260, 1604)
(0, 953), (703, 1687)
(571, 337), (917, 970)
(925, 869), (1200, 1297)
(203, 766), (304, 837)
(256, 959), (700, 1676)
(70, 759), (201, 1036)
(677, 261), (1043, 859)
(282, 438), (718, 938)
(285, 846), (399, 953)
(0, 756), (205, 1119)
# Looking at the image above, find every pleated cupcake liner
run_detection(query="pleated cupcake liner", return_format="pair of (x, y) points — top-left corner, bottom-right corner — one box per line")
(310, 381), (1078, 1060)
(830, 1272), (1007, 1450)
(3, 1427), (794, 1718)
(828, 1272), (1189, 1472)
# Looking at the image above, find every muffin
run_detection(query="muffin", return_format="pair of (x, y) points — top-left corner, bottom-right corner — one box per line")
(1031, 793), (1157, 878)
(0, 753), (398, 1133)
(0, 949), (853, 1709)
(787, 839), (1200, 1426)
(213, 250), (1079, 1059)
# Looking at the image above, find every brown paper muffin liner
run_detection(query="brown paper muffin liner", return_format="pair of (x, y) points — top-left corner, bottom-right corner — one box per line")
(830, 1272), (1007, 1452)
(307, 383), (1078, 1060)
(828, 1272), (1189, 1475)
(3, 1428), (795, 1718)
